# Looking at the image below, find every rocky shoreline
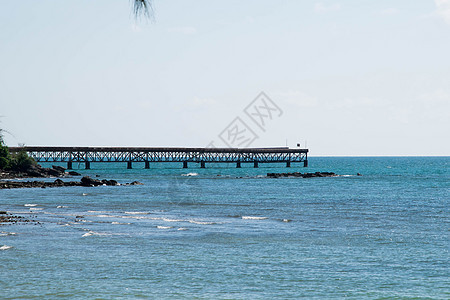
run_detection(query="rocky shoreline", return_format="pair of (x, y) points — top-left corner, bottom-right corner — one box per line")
(0, 176), (143, 189)
(0, 164), (80, 179)
(267, 171), (338, 178)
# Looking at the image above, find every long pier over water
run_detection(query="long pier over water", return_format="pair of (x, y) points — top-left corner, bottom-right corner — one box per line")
(9, 146), (308, 169)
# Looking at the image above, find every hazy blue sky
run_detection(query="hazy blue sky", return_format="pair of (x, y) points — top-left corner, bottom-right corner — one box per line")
(1, 0), (449, 155)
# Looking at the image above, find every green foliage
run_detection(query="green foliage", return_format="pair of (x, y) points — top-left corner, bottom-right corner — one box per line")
(10, 150), (36, 172)
(0, 143), (11, 170)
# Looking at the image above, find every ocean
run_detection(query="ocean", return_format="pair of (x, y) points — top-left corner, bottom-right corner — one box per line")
(0, 157), (448, 299)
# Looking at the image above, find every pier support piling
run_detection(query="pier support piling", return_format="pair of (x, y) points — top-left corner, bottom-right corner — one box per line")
(303, 160), (308, 167)
(236, 161), (241, 168)
(144, 161), (150, 169)
(254, 161), (258, 168)
(85, 161), (90, 169)
(286, 161), (291, 168)
(67, 161), (73, 170)
(200, 161), (206, 168)
(127, 161), (132, 169)
(183, 161), (188, 168)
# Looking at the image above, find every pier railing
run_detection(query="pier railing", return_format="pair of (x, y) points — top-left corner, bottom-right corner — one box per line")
(9, 146), (308, 169)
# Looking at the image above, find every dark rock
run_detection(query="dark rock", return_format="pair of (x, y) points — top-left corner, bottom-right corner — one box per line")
(267, 171), (337, 178)
(54, 179), (64, 185)
(80, 176), (103, 187)
(68, 171), (81, 176)
(44, 168), (61, 177)
(52, 165), (66, 172)
(25, 165), (47, 178)
(101, 179), (118, 186)
(357, 173), (362, 176)
(128, 181), (143, 185)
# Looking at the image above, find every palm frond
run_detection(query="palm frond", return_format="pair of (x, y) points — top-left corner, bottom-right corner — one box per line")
(133, 0), (152, 19)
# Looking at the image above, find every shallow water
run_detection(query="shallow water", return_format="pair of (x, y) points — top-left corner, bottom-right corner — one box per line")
(1, 157), (449, 299)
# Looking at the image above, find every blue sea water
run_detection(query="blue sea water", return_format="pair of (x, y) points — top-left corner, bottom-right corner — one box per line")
(0, 157), (448, 299)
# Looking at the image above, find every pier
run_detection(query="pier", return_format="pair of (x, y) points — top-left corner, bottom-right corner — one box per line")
(9, 146), (308, 169)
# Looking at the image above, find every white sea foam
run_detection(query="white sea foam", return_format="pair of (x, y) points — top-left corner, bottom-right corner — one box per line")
(0, 232), (16, 236)
(188, 220), (215, 225)
(94, 214), (114, 218)
(162, 218), (184, 222)
(56, 206), (68, 208)
(124, 211), (148, 215)
(182, 172), (198, 177)
(282, 219), (292, 223)
(0, 245), (13, 250)
(82, 231), (111, 237)
(24, 204), (37, 207)
(112, 222), (131, 225)
(157, 226), (173, 229)
(121, 215), (147, 220)
(29, 207), (44, 211)
(242, 216), (268, 220)
(177, 227), (188, 231)
(82, 193), (88, 196)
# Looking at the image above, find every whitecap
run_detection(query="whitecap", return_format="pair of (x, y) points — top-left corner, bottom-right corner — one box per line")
(0, 245), (13, 250)
(29, 208), (43, 211)
(124, 211), (148, 215)
(24, 204), (37, 207)
(93, 214), (114, 218)
(56, 206), (68, 208)
(121, 215), (147, 220)
(177, 228), (188, 231)
(0, 232), (16, 236)
(112, 222), (130, 225)
(162, 218), (184, 222)
(181, 172), (198, 177)
(242, 216), (268, 220)
(82, 193), (88, 196)
(188, 220), (215, 225)
(157, 226), (173, 229)
(282, 219), (292, 223)
(82, 231), (111, 237)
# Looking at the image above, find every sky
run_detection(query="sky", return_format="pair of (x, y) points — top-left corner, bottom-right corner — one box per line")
(0, 0), (449, 156)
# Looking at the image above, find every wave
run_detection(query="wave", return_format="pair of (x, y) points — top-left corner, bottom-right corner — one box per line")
(162, 218), (184, 222)
(112, 222), (131, 225)
(24, 204), (37, 207)
(177, 227), (188, 231)
(124, 211), (149, 215)
(188, 220), (216, 225)
(56, 206), (68, 209)
(242, 216), (268, 220)
(0, 232), (16, 237)
(157, 226), (173, 229)
(181, 173), (198, 177)
(0, 245), (13, 250)
(81, 231), (111, 237)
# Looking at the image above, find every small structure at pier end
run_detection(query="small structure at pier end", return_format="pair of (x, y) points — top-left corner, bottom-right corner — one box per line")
(9, 147), (308, 169)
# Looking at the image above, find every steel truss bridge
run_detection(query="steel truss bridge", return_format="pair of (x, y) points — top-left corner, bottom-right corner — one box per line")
(9, 146), (308, 169)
